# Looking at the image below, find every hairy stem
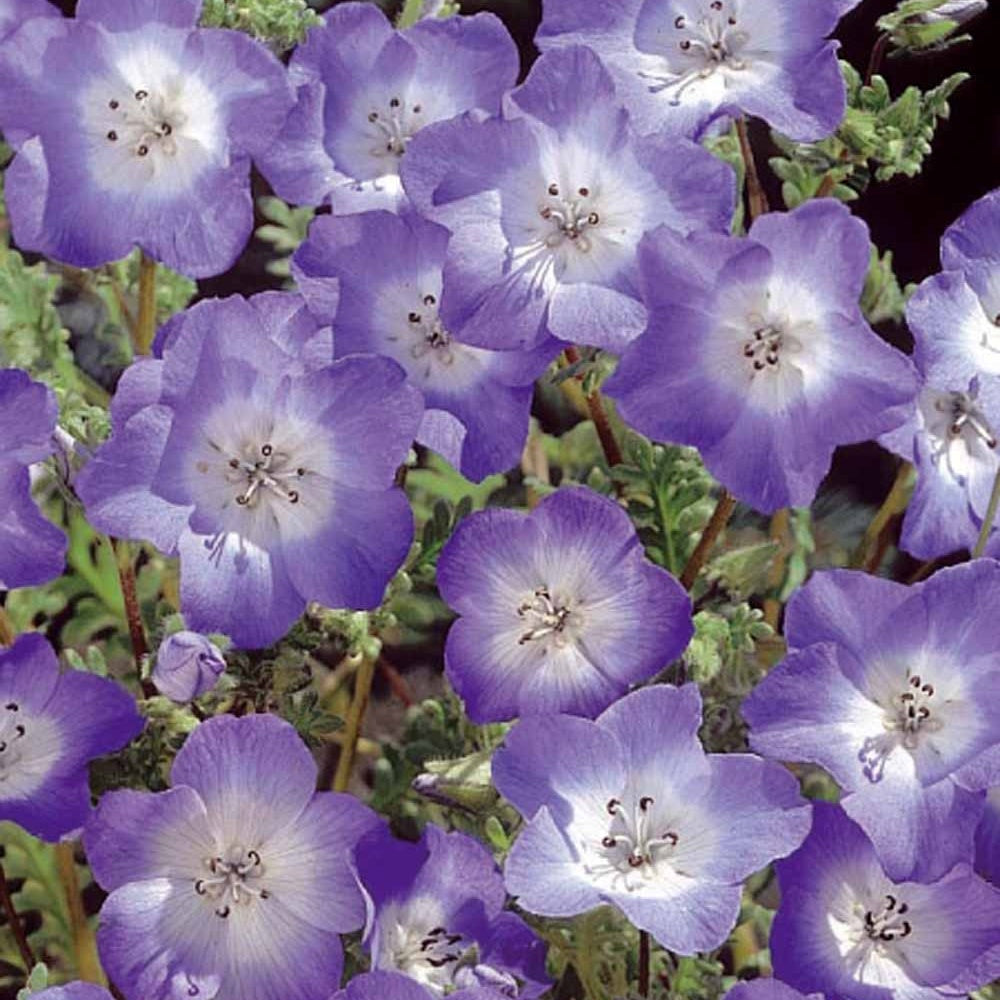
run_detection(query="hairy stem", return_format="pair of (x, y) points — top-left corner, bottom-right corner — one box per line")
(865, 32), (890, 86)
(680, 490), (737, 590)
(332, 653), (377, 792)
(736, 117), (769, 222)
(973, 468), (1000, 558)
(763, 507), (791, 629)
(562, 347), (624, 470)
(135, 252), (157, 356)
(851, 462), (914, 572)
(0, 859), (35, 973)
(55, 843), (104, 985)
(0, 605), (14, 646)
(112, 539), (150, 687)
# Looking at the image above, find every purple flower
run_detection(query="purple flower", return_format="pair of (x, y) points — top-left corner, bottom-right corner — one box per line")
(0, 368), (66, 589)
(400, 45), (735, 352)
(257, 2), (518, 213)
(292, 210), (560, 482)
(153, 631), (226, 703)
(436, 487), (693, 722)
(83, 713), (381, 1000)
(0, 633), (143, 841)
(909, 188), (1000, 388)
(536, 0), (851, 140)
(605, 200), (918, 513)
(724, 982), (818, 1000)
(75, 292), (422, 649)
(32, 987), (114, 1000)
(0, 0), (57, 40)
(493, 683), (810, 953)
(335, 971), (507, 1000)
(879, 375), (1000, 560)
(771, 803), (1000, 1000)
(354, 824), (549, 997)
(0, 0), (293, 277)
(743, 561), (1000, 882)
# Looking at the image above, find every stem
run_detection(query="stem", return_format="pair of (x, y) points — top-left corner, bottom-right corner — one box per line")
(638, 929), (651, 997)
(763, 507), (791, 629)
(332, 653), (377, 792)
(865, 32), (890, 85)
(736, 117), (769, 222)
(112, 539), (149, 683)
(973, 467), (1000, 558)
(0, 605), (14, 646)
(55, 843), (103, 985)
(656, 487), (679, 575)
(0, 860), (35, 973)
(135, 252), (157, 355)
(815, 173), (837, 199)
(851, 462), (913, 571)
(562, 347), (624, 470)
(680, 489), (737, 590)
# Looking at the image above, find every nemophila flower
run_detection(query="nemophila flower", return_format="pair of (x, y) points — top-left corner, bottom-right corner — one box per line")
(0, 368), (66, 589)
(0, 0), (57, 40)
(744, 561), (1000, 882)
(436, 487), (693, 722)
(153, 631), (226, 703)
(75, 292), (422, 649)
(879, 374), (1000, 559)
(293, 211), (560, 481)
(0, 633), (143, 841)
(84, 713), (381, 1000)
(257, 1), (518, 212)
(605, 200), (918, 513)
(0, 0), (293, 277)
(354, 824), (549, 997)
(771, 803), (1000, 1000)
(336, 971), (508, 1000)
(400, 45), (734, 352)
(493, 683), (810, 953)
(535, 0), (853, 140)
(907, 188), (1000, 389)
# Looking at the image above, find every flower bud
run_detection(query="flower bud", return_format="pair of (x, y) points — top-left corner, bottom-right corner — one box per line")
(152, 631), (226, 703)
(917, 0), (987, 24)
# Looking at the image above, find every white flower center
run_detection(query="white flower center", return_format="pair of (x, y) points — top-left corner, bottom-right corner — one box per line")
(882, 672), (943, 749)
(516, 586), (573, 647)
(367, 95), (424, 159)
(585, 795), (681, 892)
(538, 182), (602, 253)
(639, 0), (750, 104)
(0, 701), (26, 782)
(392, 923), (468, 983)
(933, 390), (997, 450)
(741, 312), (803, 376)
(194, 847), (269, 919)
(862, 894), (914, 943)
(402, 293), (455, 367)
(103, 87), (185, 162)
(215, 441), (307, 510)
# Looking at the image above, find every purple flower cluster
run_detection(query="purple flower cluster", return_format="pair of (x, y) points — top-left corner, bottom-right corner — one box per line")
(0, 2), (998, 1000)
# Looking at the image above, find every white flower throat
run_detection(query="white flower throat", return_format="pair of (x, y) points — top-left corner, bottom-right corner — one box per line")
(400, 292), (455, 369)
(0, 701), (26, 781)
(194, 846), (270, 919)
(539, 182), (601, 253)
(837, 892), (915, 973)
(197, 439), (309, 510)
(935, 391), (997, 450)
(641, 0), (750, 104)
(517, 586), (572, 647)
(883, 673), (943, 750)
(367, 95), (423, 158)
(102, 86), (186, 165)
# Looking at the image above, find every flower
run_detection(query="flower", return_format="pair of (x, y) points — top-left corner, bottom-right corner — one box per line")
(0, 0), (57, 40)
(535, 0), (853, 140)
(771, 803), (1000, 1000)
(918, 0), (988, 25)
(493, 683), (810, 953)
(75, 292), (422, 649)
(83, 713), (382, 1000)
(743, 561), (1000, 882)
(908, 188), (1000, 387)
(257, 1), (518, 212)
(153, 631), (226, 703)
(354, 824), (549, 997)
(436, 487), (693, 722)
(605, 199), (918, 513)
(335, 971), (507, 1000)
(723, 983), (817, 1000)
(879, 374), (1000, 559)
(292, 210), (560, 482)
(0, 633), (143, 841)
(0, 368), (66, 589)
(400, 45), (735, 352)
(0, 0), (293, 277)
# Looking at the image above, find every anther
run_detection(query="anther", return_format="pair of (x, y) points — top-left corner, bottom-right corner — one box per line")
(606, 797), (620, 815)
(674, 15), (685, 27)
(578, 186), (590, 196)
(261, 444), (273, 457)
(288, 491), (300, 504)
(408, 312), (421, 323)
(135, 89), (148, 101)
(109, 99), (119, 109)
(5, 703), (18, 711)
(680, 39), (692, 50)
(413, 104), (422, 113)
(195, 880), (207, 895)
(587, 212), (600, 225)
(389, 97), (400, 108)
(137, 145), (149, 157)
(639, 796), (654, 811)
(229, 458), (239, 469)
(423, 294), (436, 306)
(215, 906), (230, 919)
(368, 111), (378, 122)
(107, 130), (118, 141)
(548, 182), (560, 196)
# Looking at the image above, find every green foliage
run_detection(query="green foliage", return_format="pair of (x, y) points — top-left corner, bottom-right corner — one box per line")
(861, 245), (914, 326)
(769, 62), (968, 207)
(16, 963), (49, 999)
(878, 0), (982, 55)
(256, 195), (316, 278)
(200, 0), (320, 51)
